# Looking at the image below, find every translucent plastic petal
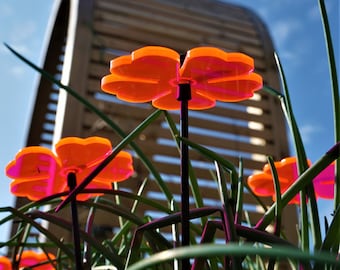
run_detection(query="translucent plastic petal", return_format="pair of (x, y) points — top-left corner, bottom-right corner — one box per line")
(313, 162), (335, 199)
(6, 147), (64, 201)
(6, 147), (60, 180)
(194, 73), (263, 102)
(110, 46), (179, 76)
(247, 173), (277, 196)
(152, 87), (216, 110)
(19, 250), (55, 270)
(101, 46), (179, 103)
(96, 151), (134, 182)
(181, 47), (255, 79)
(55, 137), (112, 172)
(101, 74), (168, 103)
(0, 256), (11, 270)
(10, 177), (64, 201)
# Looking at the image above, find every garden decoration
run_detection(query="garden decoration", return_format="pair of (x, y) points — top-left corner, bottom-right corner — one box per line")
(248, 157), (335, 204)
(5, 136), (134, 270)
(100, 45), (263, 268)
(0, 256), (10, 270)
(0, 250), (55, 270)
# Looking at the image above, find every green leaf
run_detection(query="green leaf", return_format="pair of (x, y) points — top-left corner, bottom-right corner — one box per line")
(126, 243), (340, 270)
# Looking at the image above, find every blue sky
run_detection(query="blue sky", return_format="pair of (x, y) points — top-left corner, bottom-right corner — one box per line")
(0, 0), (338, 247)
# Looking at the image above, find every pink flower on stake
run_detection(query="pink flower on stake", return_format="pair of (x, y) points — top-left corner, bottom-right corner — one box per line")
(247, 157), (335, 204)
(6, 137), (134, 201)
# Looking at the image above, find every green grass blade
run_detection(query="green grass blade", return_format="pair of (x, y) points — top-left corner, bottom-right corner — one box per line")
(272, 53), (322, 249)
(126, 243), (340, 270)
(235, 158), (244, 224)
(318, 1), (340, 255)
(163, 111), (204, 210)
(267, 156), (282, 237)
(28, 210), (125, 269)
(321, 205), (340, 251)
(0, 207), (74, 258)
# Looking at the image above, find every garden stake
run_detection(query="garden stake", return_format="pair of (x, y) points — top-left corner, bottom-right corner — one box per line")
(177, 82), (191, 270)
(67, 172), (83, 270)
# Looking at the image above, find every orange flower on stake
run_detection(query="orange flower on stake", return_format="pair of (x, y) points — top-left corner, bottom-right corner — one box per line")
(247, 157), (335, 204)
(101, 46), (263, 110)
(101, 46), (263, 267)
(6, 137), (134, 201)
(0, 256), (11, 270)
(0, 251), (55, 270)
(18, 250), (55, 270)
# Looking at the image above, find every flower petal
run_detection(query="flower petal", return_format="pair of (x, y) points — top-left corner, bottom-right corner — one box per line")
(101, 73), (168, 103)
(247, 173), (277, 196)
(181, 47), (255, 79)
(194, 73), (262, 102)
(19, 250), (55, 270)
(101, 46), (179, 103)
(262, 157), (309, 182)
(6, 147), (59, 180)
(0, 256), (11, 270)
(55, 137), (112, 173)
(96, 150), (134, 182)
(10, 176), (65, 201)
(6, 147), (63, 201)
(313, 162), (335, 199)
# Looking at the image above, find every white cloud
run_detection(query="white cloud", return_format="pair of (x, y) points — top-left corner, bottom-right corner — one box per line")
(271, 20), (302, 46)
(299, 124), (322, 144)
(9, 20), (37, 43)
(9, 65), (26, 77)
(307, 5), (321, 21)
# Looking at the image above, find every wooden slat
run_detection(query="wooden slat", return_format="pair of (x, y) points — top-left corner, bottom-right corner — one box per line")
(81, 100), (274, 149)
(82, 104), (274, 141)
(96, 0), (257, 35)
(95, 0), (254, 39)
(84, 90), (274, 128)
(93, 8), (261, 49)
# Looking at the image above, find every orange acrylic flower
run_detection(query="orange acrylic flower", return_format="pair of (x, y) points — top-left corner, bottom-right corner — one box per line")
(0, 251), (55, 270)
(6, 137), (134, 201)
(0, 256), (11, 270)
(18, 250), (55, 270)
(101, 46), (263, 110)
(247, 157), (335, 204)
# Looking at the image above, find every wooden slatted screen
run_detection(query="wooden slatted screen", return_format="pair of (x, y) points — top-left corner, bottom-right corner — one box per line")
(19, 0), (298, 249)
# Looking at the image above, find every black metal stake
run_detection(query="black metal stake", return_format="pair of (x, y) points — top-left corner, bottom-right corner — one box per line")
(177, 83), (191, 270)
(67, 172), (82, 270)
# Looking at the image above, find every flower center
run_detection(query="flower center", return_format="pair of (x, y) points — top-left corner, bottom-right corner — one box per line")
(59, 165), (85, 177)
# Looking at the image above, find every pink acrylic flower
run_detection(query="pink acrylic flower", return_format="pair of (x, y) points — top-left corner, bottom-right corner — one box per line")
(0, 251), (55, 270)
(18, 250), (55, 270)
(247, 157), (335, 204)
(0, 256), (11, 270)
(6, 137), (134, 201)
